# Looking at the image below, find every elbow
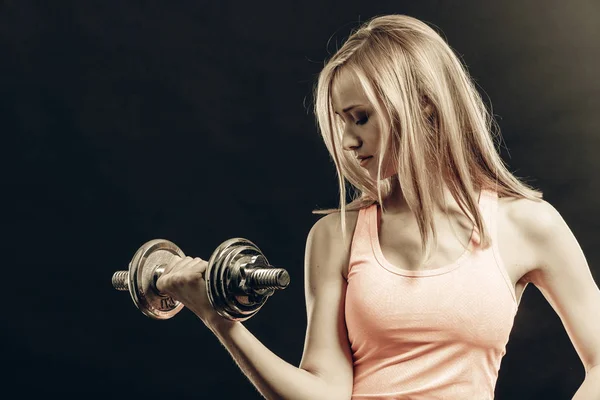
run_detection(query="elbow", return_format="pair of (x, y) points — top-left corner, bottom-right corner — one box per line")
(300, 368), (352, 400)
(320, 382), (353, 400)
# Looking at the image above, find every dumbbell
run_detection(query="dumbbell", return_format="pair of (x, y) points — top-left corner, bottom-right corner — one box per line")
(112, 238), (290, 321)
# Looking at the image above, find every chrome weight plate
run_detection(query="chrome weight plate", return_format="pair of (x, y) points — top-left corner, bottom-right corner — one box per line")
(206, 238), (271, 321)
(128, 239), (185, 320)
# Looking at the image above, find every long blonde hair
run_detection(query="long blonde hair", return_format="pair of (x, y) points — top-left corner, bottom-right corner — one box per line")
(312, 14), (543, 265)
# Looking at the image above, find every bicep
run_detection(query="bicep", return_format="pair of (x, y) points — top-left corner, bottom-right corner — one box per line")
(526, 201), (600, 373)
(298, 216), (353, 397)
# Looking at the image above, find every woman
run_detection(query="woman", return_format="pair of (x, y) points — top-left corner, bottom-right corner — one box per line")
(156, 14), (600, 399)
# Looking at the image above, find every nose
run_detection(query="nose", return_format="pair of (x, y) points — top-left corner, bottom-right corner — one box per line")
(342, 125), (362, 152)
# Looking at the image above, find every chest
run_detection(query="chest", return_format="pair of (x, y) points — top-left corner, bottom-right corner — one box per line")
(345, 255), (518, 350)
(343, 199), (536, 306)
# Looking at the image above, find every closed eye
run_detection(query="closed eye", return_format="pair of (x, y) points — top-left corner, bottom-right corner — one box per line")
(356, 116), (368, 126)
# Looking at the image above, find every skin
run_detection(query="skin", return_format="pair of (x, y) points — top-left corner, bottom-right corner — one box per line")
(331, 69), (399, 191)
(331, 67), (600, 396)
(158, 66), (473, 323)
(156, 67), (600, 397)
(331, 67), (467, 217)
(156, 255), (215, 323)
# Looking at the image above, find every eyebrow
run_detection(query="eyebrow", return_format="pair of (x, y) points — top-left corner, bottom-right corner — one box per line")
(334, 104), (362, 115)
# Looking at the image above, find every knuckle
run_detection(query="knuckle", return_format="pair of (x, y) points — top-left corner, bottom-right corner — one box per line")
(171, 274), (186, 287)
(156, 276), (169, 293)
(194, 258), (208, 267)
(171, 272), (197, 287)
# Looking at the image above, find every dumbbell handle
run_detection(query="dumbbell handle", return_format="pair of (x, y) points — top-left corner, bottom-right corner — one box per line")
(114, 238), (290, 320)
(112, 262), (290, 293)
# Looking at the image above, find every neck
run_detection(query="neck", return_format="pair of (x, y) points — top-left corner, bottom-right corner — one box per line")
(381, 177), (478, 216)
(380, 177), (409, 215)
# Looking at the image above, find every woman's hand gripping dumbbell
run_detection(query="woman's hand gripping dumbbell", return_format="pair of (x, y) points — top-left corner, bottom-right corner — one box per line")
(112, 238), (290, 323)
(154, 253), (215, 323)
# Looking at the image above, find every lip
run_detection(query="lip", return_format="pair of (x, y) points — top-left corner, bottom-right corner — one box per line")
(359, 156), (372, 167)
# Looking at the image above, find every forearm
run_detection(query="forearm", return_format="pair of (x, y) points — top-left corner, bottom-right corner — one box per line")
(206, 317), (345, 400)
(572, 365), (600, 400)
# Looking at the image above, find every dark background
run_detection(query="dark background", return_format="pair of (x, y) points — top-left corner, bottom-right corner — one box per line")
(2, 1), (599, 399)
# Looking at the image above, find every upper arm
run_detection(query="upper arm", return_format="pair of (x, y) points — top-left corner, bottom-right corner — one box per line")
(298, 213), (354, 400)
(522, 199), (600, 373)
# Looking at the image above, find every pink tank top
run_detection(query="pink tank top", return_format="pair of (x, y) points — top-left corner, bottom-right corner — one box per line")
(345, 189), (518, 399)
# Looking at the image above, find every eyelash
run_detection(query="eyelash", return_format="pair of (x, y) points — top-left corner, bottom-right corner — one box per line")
(356, 116), (368, 126)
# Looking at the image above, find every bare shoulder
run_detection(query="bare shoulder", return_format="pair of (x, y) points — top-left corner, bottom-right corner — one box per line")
(498, 195), (560, 281)
(309, 210), (361, 279)
(314, 210), (360, 236)
(499, 195), (558, 239)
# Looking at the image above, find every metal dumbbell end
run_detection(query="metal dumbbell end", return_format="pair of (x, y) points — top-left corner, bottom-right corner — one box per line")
(112, 238), (290, 321)
(112, 239), (185, 320)
(206, 238), (290, 321)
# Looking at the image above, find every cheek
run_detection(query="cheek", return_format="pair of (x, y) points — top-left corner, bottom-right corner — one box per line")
(377, 160), (397, 179)
(367, 156), (397, 180)
(383, 161), (398, 179)
(380, 149), (398, 178)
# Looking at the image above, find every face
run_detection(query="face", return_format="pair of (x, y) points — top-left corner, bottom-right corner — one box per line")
(331, 68), (397, 181)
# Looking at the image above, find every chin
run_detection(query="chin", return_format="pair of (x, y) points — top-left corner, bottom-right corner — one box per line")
(368, 169), (396, 181)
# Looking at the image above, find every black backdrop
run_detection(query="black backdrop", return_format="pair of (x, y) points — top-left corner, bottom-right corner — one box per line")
(2, 1), (599, 399)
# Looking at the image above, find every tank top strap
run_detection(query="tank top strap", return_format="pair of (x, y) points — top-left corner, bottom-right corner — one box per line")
(477, 189), (498, 245)
(479, 189), (518, 304)
(354, 205), (373, 241)
(348, 204), (378, 276)
(349, 191), (500, 275)
(353, 192), (495, 249)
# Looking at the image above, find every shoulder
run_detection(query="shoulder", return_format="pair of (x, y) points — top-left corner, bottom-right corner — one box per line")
(307, 209), (362, 279)
(309, 209), (361, 240)
(499, 195), (559, 241)
(499, 195), (565, 279)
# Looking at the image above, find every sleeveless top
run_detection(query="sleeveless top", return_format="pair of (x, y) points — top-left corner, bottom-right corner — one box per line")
(345, 189), (518, 399)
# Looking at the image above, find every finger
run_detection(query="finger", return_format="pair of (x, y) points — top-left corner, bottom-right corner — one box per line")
(193, 257), (208, 272)
(169, 256), (196, 275)
(156, 256), (193, 293)
(191, 257), (209, 279)
(162, 255), (191, 275)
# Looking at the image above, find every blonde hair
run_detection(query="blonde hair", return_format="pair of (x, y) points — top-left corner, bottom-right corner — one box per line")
(312, 14), (543, 265)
